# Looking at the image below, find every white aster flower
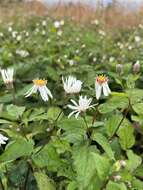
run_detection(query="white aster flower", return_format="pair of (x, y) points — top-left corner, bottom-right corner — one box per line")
(8, 26), (12, 32)
(12, 31), (18, 38)
(68, 60), (74, 66)
(42, 30), (46, 35)
(95, 75), (111, 100)
(135, 36), (141, 43)
(25, 79), (53, 102)
(42, 20), (47, 26)
(0, 134), (8, 145)
(62, 76), (82, 94)
(0, 32), (4, 37)
(16, 50), (29, 57)
(60, 20), (64, 26)
(68, 96), (95, 118)
(0, 68), (14, 87)
(16, 35), (22, 41)
(54, 21), (61, 28)
(57, 30), (62, 36)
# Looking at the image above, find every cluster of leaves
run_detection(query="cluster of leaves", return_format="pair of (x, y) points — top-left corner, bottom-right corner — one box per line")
(0, 16), (143, 189)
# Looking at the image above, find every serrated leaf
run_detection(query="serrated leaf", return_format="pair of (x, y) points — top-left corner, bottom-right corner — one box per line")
(34, 171), (55, 190)
(47, 107), (63, 120)
(106, 181), (127, 190)
(106, 114), (122, 137)
(6, 104), (25, 119)
(0, 138), (34, 163)
(126, 150), (142, 172)
(117, 120), (135, 150)
(91, 152), (110, 180)
(32, 144), (63, 171)
(92, 132), (115, 160)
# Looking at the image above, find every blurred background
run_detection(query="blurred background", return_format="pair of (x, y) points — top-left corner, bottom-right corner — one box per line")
(1, 0), (143, 29)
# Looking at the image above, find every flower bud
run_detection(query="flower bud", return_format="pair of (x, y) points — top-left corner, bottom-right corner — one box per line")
(116, 64), (123, 74)
(133, 61), (140, 73)
(120, 160), (126, 167)
(113, 175), (121, 182)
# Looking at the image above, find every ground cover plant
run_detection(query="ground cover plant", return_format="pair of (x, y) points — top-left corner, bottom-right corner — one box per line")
(0, 11), (143, 190)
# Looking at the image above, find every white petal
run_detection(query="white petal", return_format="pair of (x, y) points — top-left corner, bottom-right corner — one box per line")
(25, 85), (37, 97)
(68, 110), (78, 118)
(75, 111), (80, 118)
(103, 82), (111, 97)
(95, 82), (102, 100)
(70, 99), (78, 106)
(44, 86), (53, 98)
(39, 86), (49, 101)
(67, 104), (78, 110)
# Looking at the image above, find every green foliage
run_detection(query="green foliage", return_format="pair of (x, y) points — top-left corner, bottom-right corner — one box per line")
(0, 14), (143, 190)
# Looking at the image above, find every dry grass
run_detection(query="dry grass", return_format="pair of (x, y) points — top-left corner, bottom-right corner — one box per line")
(0, 0), (143, 29)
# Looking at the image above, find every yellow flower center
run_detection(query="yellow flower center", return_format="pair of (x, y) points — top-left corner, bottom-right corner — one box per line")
(96, 75), (108, 84)
(33, 79), (47, 86)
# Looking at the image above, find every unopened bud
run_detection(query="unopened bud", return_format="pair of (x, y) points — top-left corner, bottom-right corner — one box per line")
(116, 64), (123, 74)
(120, 160), (126, 167)
(113, 175), (121, 182)
(133, 61), (140, 73)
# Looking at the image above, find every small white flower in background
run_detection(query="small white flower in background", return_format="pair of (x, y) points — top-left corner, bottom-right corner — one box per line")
(89, 52), (93, 57)
(128, 45), (132, 50)
(99, 30), (106, 36)
(54, 21), (61, 29)
(135, 36), (141, 43)
(47, 38), (51, 43)
(81, 44), (86, 48)
(25, 79), (53, 102)
(12, 31), (18, 38)
(91, 19), (99, 25)
(109, 57), (115, 62)
(0, 32), (4, 37)
(16, 35), (22, 41)
(68, 96), (95, 118)
(0, 134), (8, 145)
(42, 30), (46, 36)
(8, 26), (12, 32)
(68, 60), (74, 66)
(57, 30), (62, 36)
(93, 57), (97, 62)
(25, 32), (29, 37)
(76, 37), (80, 42)
(60, 20), (64, 26)
(75, 49), (79, 54)
(62, 76), (82, 94)
(0, 68), (14, 87)
(95, 75), (111, 100)
(35, 28), (39, 33)
(64, 55), (68, 59)
(42, 20), (47, 26)
(139, 24), (143, 29)
(16, 50), (29, 58)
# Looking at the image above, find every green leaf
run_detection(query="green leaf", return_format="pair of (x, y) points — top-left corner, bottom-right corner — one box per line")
(0, 119), (11, 124)
(132, 103), (143, 115)
(91, 152), (111, 180)
(34, 171), (55, 190)
(106, 181), (127, 190)
(126, 150), (142, 172)
(91, 132), (115, 160)
(0, 138), (34, 163)
(106, 114), (122, 137)
(58, 118), (86, 143)
(6, 104), (25, 119)
(98, 96), (129, 114)
(117, 120), (135, 150)
(73, 144), (99, 189)
(132, 177), (143, 190)
(32, 144), (63, 171)
(47, 107), (63, 120)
